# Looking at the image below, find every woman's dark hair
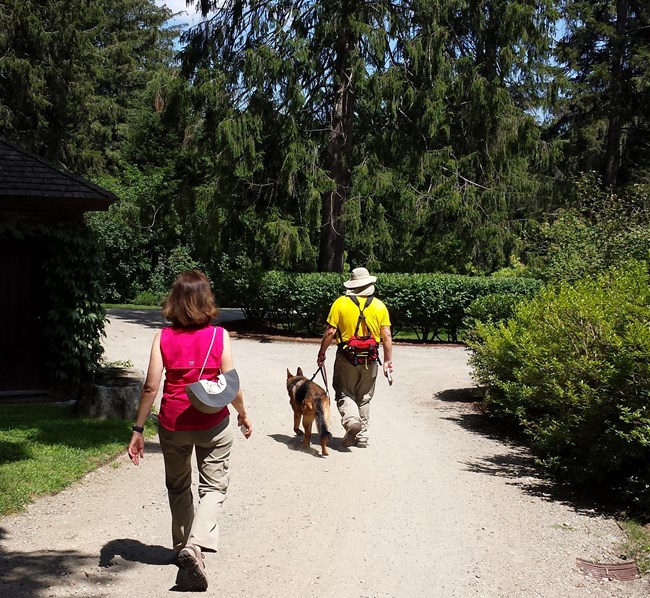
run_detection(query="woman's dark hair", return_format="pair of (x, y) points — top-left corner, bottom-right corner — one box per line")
(162, 270), (218, 327)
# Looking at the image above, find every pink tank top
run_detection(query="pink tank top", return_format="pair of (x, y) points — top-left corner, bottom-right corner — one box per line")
(158, 325), (229, 431)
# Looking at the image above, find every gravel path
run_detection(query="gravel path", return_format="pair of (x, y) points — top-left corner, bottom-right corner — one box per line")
(0, 310), (647, 597)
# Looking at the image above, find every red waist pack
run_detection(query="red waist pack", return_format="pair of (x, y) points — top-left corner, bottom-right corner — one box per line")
(339, 296), (380, 367)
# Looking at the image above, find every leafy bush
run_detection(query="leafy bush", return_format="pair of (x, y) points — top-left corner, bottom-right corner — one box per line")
(470, 261), (650, 510)
(148, 245), (203, 298)
(217, 254), (265, 319)
(43, 225), (107, 397)
(131, 290), (163, 307)
(526, 176), (650, 283)
(464, 293), (523, 327)
(1, 222), (107, 397)
(259, 271), (294, 329)
(464, 280), (543, 329)
(291, 273), (343, 334)
(225, 270), (541, 340)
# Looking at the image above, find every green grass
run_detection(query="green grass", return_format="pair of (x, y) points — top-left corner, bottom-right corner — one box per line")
(619, 520), (650, 574)
(0, 403), (156, 517)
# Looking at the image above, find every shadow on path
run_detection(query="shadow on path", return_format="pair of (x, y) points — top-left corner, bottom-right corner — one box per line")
(0, 544), (110, 597)
(106, 308), (246, 331)
(438, 387), (617, 520)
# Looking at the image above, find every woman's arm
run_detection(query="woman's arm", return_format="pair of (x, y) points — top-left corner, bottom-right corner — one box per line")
(128, 331), (163, 465)
(221, 328), (253, 438)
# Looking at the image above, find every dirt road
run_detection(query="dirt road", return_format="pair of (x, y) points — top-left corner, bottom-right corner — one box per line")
(0, 311), (647, 597)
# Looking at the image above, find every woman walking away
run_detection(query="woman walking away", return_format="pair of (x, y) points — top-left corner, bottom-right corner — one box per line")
(128, 270), (253, 591)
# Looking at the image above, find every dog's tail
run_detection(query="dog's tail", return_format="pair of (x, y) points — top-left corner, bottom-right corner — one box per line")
(315, 400), (333, 444)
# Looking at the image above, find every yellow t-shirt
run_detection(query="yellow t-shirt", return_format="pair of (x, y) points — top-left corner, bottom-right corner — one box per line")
(326, 295), (391, 344)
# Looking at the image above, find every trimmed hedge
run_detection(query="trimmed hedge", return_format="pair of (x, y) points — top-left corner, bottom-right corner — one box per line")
(469, 261), (650, 510)
(219, 270), (542, 341)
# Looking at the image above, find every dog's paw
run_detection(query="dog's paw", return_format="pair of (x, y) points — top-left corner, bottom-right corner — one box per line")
(294, 428), (304, 436)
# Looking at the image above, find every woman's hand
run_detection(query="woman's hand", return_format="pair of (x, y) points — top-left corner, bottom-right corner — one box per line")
(237, 412), (253, 439)
(128, 432), (145, 465)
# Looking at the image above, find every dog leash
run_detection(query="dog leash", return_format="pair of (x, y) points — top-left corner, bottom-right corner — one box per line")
(311, 366), (330, 396)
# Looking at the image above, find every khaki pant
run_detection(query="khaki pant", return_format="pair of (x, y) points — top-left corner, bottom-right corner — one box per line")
(158, 417), (234, 553)
(332, 352), (378, 444)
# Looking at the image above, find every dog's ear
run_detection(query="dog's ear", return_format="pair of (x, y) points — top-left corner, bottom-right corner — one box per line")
(297, 367), (303, 376)
(287, 368), (292, 379)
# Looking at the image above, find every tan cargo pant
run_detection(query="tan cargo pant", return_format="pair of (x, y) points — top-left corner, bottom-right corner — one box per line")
(332, 351), (378, 444)
(158, 417), (234, 553)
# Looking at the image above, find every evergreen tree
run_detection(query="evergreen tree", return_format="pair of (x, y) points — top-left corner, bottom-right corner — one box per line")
(0, 0), (177, 174)
(179, 0), (558, 273)
(180, 0), (409, 271)
(349, 0), (559, 271)
(553, 0), (650, 188)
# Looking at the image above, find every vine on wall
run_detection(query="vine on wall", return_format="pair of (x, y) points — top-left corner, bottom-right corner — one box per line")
(2, 221), (106, 397)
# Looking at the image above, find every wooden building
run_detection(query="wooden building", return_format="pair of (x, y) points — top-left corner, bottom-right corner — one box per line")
(0, 137), (116, 397)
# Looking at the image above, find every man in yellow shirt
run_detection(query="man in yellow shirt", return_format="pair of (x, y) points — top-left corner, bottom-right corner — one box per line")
(317, 267), (393, 448)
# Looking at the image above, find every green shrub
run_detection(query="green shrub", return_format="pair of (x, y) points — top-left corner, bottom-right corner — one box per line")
(382, 273), (541, 341)
(290, 273), (343, 334)
(526, 176), (650, 283)
(225, 270), (541, 341)
(148, 245), (203, 297)
(470, 261), (650, 510)
(464, 293), (522, 327)
(464, 280), (543, 329)
(131, 290), (163, 306)
(1, 223), (107, 398)
(259, 270), (294, 329)
(217, 254), (265, 318)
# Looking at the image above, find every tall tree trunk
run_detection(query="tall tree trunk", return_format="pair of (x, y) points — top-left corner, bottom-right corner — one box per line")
(318, 18), (354, 272)
(604, 0), (629, 187)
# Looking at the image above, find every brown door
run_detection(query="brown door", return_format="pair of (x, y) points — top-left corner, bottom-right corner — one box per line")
(0, 236), (49, 394)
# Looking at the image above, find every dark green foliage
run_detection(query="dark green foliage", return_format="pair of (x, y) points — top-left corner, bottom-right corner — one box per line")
(225, 270), (541, 340)
(42, 225), (106, 396)
(131, 290), (164, 307)
(175, 0), (559, 273)
(148, 245), (204, 298)
(553, 1), (650, 187)
(381, 274), (542, 341)
(358, 0), (560, 273)
(0, 0), (177, 175)
(217, 255), (266, 319)
(526, 174), (650, 282)
(470, 261), (650, 511)
(85, 169), (158, 302)
(87, 166), (206, 303)
(1, 223), (107, 397)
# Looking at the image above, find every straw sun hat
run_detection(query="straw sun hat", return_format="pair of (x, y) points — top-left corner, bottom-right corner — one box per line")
(344, 267), (377, 296)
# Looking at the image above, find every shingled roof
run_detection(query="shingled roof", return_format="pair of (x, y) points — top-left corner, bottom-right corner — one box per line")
(0, 136), (117, 212)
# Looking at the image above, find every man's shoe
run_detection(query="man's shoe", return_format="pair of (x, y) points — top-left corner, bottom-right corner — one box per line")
(176, 543), (208, 591)
(356, 439), (369, 448)
(342, 422), (362, 448)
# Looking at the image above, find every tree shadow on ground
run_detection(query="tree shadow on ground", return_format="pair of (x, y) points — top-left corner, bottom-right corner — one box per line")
(437, 387), (620, 519)
(0, 544), (114, 597)
(106, 308), (246, 331)
(0, 537), (177, 596)
(106, 308), (167, 329)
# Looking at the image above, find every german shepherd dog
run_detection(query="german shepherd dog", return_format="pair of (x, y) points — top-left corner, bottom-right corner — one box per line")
(286, 368), (332, 456)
